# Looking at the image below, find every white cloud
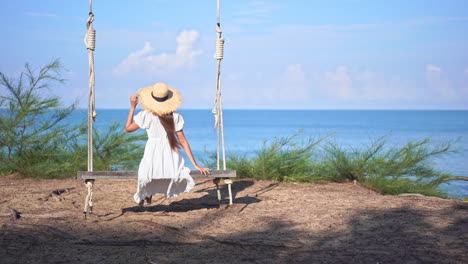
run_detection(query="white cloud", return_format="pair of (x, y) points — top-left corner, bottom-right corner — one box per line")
(319, 66), (353, 100)
(112, 30), (202, 76)
(221, 65), (310, 108)
(275, 64), (309, 101)
(312, 66), (411, 101)
(426, 64), (456, 99)
(426, 64), (442, 73)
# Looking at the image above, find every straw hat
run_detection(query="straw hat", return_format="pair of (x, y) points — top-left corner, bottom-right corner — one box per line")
(138, 82), (182, 116)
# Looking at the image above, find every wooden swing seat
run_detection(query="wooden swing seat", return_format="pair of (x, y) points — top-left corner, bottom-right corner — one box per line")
(77, 170), (236, 179)
(77, 170), (236, 219)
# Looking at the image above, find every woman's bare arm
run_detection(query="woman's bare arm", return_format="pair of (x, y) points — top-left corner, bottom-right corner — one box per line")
(176, 130), (211, 175)
(125, 94), (140, 133)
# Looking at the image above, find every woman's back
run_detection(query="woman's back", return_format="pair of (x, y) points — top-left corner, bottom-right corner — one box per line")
(125, 82), (210, 206)
(134, 110), (184, 139)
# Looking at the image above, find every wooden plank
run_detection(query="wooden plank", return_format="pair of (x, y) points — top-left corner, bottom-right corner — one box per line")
(77, 170), (236, 180)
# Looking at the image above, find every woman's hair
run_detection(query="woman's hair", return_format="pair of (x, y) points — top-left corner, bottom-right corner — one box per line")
(158, 112), (180, 151)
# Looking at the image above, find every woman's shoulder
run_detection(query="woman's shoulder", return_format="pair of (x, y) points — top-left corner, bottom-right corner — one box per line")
(173, 111), (184, 131)
(173, 111), (183, 120)
(134, 110), (156, 129)
(136, 109), (148, 116)
(138, 110), (158, 118)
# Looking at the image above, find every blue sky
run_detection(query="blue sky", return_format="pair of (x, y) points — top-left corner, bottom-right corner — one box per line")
(1, 0), (467, 109)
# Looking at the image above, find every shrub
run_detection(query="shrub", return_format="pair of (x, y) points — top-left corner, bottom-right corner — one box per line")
(0, 60), (145, 178)
(0, 59), (79, 177)
(205, 132), (456, 197)
(66, 122), (146, 173)
(321, 137), (454, 197)
(204, 131), (328, 182)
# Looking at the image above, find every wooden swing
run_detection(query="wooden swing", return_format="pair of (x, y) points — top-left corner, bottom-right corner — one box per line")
(78, 0), (236, 219)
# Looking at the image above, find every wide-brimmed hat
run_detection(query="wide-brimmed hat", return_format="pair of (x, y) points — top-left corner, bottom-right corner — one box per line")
(138, 82), (182, 116)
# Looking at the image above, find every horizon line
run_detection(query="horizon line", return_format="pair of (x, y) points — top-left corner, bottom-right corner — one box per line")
(71, 108), (468, 111)
(2, 107), (468, 111)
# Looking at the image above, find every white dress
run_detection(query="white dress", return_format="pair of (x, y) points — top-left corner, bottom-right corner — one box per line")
(133, 110), (195, 204)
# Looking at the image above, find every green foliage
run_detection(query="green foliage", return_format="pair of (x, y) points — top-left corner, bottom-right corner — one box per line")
(250, 132), (325, 181)
(320, 137), (453, 197)
(206, 133), (456, 198)
(0, 60), (145, 178)
(361, 176), (446, 197)
(66, 123), (146, 173)
(0, 59), (77, 177)
(204, 131), (328, 182)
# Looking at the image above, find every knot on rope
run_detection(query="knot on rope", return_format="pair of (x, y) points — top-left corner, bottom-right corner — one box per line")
(84, 27), (96, 51)
(215, 24), (224, 60)
(84, 13), (96, 51)
(215, 37), (224, 60)
(84, 180), (94, 215)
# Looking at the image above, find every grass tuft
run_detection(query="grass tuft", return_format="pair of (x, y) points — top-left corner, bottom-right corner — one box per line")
(205, 132), (457, 198)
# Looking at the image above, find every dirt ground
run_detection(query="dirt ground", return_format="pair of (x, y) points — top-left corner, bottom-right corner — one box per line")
(0, 174), (467, 264)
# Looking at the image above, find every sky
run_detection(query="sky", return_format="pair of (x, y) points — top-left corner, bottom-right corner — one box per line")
(1, 0), (467, 109)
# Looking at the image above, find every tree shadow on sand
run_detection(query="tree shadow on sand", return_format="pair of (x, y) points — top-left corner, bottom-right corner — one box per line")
(2, 197), (467, 263)
(81, 205), (468, 263)
(122, 180), (261, 213)
(150, 204), (466, 263)
(273, 205), (468, 263)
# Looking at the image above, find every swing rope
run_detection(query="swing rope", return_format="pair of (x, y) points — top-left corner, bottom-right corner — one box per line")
(82, 0), (233, 217)
(83, 180), (94, 214)
(84, 0), (97, 171)
(212, 0), (227, 170)
(84, 0), (96, 216)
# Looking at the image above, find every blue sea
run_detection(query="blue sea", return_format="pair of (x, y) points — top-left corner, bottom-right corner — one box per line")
(71, 109), (468, 198)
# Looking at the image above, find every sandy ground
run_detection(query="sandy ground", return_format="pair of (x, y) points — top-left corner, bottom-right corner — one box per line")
(0, 174), (467, 264)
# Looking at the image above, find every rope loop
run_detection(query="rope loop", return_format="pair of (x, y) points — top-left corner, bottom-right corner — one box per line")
(212, 107), (219, 128)
(84, 12), (96, 51)
(86, 13), (95, 27)
(84, 180), (94, 213)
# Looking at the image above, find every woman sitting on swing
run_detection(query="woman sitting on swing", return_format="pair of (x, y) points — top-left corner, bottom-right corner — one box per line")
(125, 82), (211, 207)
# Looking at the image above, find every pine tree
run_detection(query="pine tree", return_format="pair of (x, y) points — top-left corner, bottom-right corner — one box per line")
(0, 59), (80, 177)
(0, 59), (145, 178)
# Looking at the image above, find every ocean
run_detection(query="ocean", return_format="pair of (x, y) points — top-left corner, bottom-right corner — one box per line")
(71, 109), (468, 198)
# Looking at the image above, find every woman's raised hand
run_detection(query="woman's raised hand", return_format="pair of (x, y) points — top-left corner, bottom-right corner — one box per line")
(130, 94), (138, 107)
(195, 164), (211, 176)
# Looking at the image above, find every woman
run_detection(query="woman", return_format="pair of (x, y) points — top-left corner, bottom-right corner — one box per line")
(125, 82), (211, 206)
